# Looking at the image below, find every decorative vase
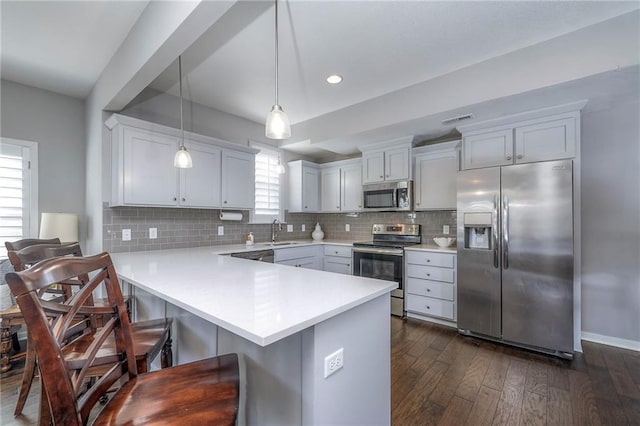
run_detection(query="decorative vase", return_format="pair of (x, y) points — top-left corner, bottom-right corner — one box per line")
(312, 222), (325, 241)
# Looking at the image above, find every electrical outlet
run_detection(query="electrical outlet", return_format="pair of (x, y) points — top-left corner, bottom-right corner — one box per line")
(149, 228), (158, 239)
(443, 225), (450, 235)
(301, 224), (306, 232)
(345, 224), (350, 232)
(122, 229), (131, 241)
(287, 224), (293, 232)
(324, 348), (344, 378)
(218, 226), (224, 236)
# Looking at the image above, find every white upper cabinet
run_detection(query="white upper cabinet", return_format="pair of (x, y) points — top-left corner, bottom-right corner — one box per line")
(120, 126), (179, 206)
(288, 160), (320, 213)
(458, 101), (586, 170)
(221, 149), (255, 209)
(319, 159), (362, 213)
(462, 129), (513, 170)
(359, 136), (412, 184)
(179, 141), (221, 208)
(341, 163), (363, 212)
(106, 114), (257, 209)
(413, 141), (459, 210)
(514, 116), (576, 163)
(321, 167), (341, 212)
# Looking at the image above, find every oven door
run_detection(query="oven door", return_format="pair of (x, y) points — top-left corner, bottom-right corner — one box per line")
(352, 247), (404, 316)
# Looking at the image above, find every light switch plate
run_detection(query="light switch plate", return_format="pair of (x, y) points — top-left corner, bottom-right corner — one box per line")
(218, 226), (224, 236)
(122, 229), (131, 241)
(149, 228), (158, 239)
(345, 224), (350, 232)
(287, 224), (293, 232)
(443, 225), (450, 235)
(301, 224), (306, 232)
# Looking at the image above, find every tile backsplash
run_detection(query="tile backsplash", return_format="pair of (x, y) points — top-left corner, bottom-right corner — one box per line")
(103, 202), (456, 253)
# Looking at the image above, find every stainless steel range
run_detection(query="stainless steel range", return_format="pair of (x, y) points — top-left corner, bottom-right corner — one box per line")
(352, 224), (421, 316)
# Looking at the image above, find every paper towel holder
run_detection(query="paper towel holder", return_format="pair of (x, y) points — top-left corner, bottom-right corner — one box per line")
(220, 211), (243, 221)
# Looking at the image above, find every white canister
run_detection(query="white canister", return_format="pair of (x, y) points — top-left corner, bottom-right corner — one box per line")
(312, 223), (325, 241)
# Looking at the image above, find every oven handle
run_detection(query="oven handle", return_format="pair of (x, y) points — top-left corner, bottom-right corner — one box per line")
(352, 247), (404, 256)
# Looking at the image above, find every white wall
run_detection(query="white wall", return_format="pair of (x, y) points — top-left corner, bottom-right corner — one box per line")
(0, 79), (86, 244)
(120, 88), (271, 147)
(581, 96), (640, 346)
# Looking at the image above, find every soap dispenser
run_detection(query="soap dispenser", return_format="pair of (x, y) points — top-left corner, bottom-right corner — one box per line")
(246, 232), (254, 246)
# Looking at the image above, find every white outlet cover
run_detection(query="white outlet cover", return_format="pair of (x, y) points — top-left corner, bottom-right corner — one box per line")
(443, 225), (450, 235)
(345, 224), (350, 232)
(218, 226), (224, 236)
(149, 228), (158, 239)
(287, 224), (293, 232)
(324, 348), (344, 378)
(122, 229), (131, 241)
(301, 224), (306, 232)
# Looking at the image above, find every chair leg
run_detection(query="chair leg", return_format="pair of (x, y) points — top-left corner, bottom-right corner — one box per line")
(14, 335), (37, 415)
(37, 383), (51, 426)
(0, 325), (13, 373)
(161, 337), (172, 368)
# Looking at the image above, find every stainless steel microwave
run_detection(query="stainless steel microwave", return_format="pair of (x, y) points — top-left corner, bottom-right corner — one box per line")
(362, 180), (413, 211)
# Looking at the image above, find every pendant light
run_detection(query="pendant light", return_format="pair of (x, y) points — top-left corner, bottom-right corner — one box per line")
(275, 153), (286, 174)
(265, 0), (291, 139)
(174, 56), (193, 168)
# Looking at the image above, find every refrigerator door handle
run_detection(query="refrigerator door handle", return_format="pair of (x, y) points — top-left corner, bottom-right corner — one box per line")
(503, 195), (509, 269)
(493, 195), (499, 268)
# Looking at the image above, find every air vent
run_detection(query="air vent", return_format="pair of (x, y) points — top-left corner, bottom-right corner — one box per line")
(441, 113), (474, 125)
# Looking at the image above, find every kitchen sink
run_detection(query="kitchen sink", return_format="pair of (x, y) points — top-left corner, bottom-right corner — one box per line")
(256, 241), (306, 247)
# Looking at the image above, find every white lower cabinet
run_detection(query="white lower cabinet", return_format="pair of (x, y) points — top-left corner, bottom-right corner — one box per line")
(322, 245), (352, 275)
(404, 250), (457, 325)
(275, 245), (323, 270)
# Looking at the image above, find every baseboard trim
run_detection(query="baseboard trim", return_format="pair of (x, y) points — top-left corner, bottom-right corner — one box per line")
(582, 332), (640, 352)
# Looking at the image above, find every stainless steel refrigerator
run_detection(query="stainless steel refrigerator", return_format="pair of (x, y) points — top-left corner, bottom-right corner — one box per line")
(457, 159), (574, 357)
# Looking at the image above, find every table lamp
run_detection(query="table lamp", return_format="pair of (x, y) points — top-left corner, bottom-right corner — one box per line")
(39, 212), (78, 243)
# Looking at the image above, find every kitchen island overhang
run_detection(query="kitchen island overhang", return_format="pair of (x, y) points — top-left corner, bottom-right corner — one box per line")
(111, 246), (396, 425)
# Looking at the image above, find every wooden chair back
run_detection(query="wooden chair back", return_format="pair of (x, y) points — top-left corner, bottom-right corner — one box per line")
(5, 253), (138, 425)
(5, 238), (61, 251)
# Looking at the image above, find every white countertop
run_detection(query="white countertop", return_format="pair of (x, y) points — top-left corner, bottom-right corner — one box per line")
(404, 243), (457, 253)
(111, 246), (396, 347)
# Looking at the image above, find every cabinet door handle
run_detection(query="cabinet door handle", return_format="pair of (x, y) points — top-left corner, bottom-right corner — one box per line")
(304, 205), (308, 209)
(224, 200), (227, 204)
(506, 156), (512, 160)
(358, 205), (362, 208)
(426, 289), (431, 292)
(516, 154), (523, 159)
(181, 197), (186, 202)
(335, 251), (339, 254)
(173, 197), (177, 201)
(426, 305), (430, 310)
(336, 206), (340, 209)
(426, 259), (430, 263)
(416, 202), (420, 206)
(385, 174), (390, 178)
(379, 175), (384, 179)
(426, 273), (430, 277)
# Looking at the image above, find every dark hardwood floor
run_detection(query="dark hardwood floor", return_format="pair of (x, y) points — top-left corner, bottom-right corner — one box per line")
(2, 318), (639, 425)
(391, 317), (640, 425)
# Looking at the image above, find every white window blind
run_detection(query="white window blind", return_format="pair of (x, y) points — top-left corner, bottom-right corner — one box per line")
(0, 139), (37, 259)
(253, 145), (283, 223)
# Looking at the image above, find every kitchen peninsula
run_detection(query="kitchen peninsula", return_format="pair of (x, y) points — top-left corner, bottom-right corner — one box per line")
(111, 246), (395, 426)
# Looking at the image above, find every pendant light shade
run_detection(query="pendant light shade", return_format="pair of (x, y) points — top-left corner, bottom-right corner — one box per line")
(275, 153), (286, 174)
(174, 55), (193, 168)
(266, 105), (291, 139)
(265, 0), (291, 139)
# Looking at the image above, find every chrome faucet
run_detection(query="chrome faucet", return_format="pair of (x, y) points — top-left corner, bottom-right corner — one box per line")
(271, 219), (282, 243)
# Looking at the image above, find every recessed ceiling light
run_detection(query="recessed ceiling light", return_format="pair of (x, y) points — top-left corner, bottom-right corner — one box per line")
(326, 74), (343, 84)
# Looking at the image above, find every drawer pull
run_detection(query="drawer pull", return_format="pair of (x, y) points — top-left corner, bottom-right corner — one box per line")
(426, 273), (430, 277)
(426, 305), (430, 310)
(426, 289), (431, 292)
(335, 251), (339, 254)
(427, 259), (430, 263)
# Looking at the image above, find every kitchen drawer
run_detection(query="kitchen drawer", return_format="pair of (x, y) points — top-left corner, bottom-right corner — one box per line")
(323, 245), (352, 258)
(323, 257), (352, 275)
(278, 256), (321, 270)
(406, 294), (454, 320)
(274, 245), (322, 262)
(406, 278), (454, 301)
(405, 251), (455, 268)
(406, 264), (454, 283)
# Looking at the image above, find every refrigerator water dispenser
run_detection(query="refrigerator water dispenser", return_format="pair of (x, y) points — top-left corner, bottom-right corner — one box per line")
(463, 212), (492, 250)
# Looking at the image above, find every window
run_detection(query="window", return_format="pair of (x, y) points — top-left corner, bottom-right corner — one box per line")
(251, 143), (284, 224)
(0, 138), (38, 258)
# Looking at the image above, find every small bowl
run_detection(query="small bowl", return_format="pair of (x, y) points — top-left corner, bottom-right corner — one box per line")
(433, 237), (456, 248)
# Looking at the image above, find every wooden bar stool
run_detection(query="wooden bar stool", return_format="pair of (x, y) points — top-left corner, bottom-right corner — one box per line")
(6, 242), (173, 419)
(5, 252), (245, 425)
(1, 238), (62, 373)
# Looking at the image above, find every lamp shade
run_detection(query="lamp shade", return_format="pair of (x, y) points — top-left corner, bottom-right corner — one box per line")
(265, 104), (291, 139)
(39, 213), (78, 243)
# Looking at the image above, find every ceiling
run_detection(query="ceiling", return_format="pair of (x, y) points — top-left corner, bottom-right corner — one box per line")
(2, 1), (639, 161)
